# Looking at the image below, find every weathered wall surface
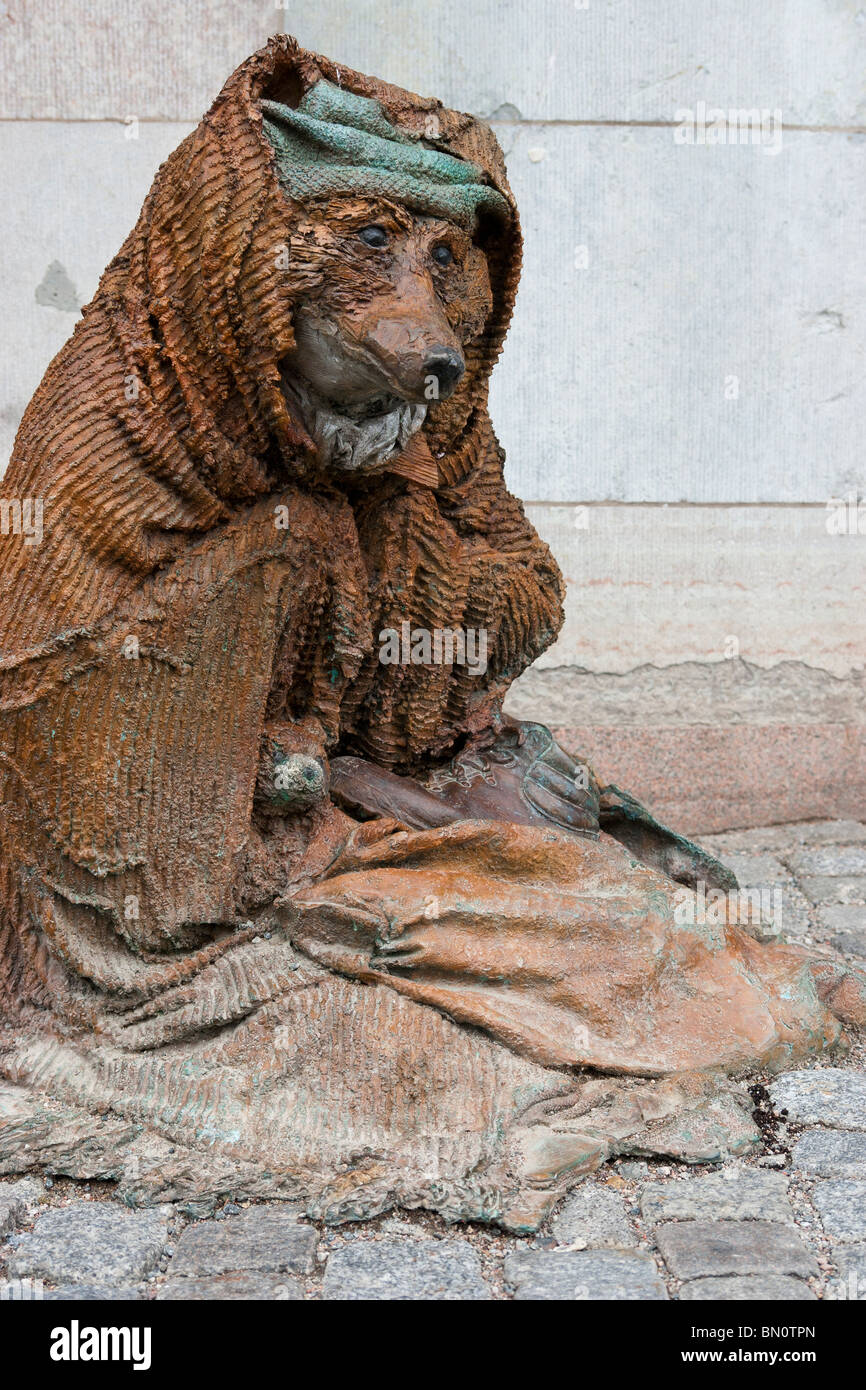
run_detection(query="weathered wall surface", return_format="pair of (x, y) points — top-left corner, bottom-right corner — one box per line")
(1, 1), (863, 830)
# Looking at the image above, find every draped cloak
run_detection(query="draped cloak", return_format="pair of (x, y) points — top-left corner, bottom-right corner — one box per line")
(0, 40), (862, 1212)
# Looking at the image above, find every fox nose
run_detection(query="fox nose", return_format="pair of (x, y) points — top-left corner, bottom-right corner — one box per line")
(423, 347), (465, 397)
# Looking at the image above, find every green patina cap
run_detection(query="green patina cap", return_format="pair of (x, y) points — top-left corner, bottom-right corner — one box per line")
(261, 78), (510, 231)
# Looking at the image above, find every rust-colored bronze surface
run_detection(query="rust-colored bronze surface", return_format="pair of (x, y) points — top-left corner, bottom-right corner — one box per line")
(0, 37), (862, 1221)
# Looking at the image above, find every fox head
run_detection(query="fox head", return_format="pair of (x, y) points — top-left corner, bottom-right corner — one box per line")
(278, 196), (493, 471)
(261, 76), (510, 474)
(286, 198), (494, 404)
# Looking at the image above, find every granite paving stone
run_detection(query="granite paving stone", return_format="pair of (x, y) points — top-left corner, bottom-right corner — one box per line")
(0, 1177), (44, 1203)
(789, 823), (866, 846)
(157, 1272), (304, 1300)
(617, 1161), (650, 1179)
(505, 1249), (668, 1300)
(701, 823), (866, 854)
(655, 1221), (817, 1281)
(550, 1185), (637, 1248)
(0, 1178), (44, 1239)
(7, 1202), (170, 1285)
(830, 1244), (866, 1298)
(787, 847), (866, 878)
(743, 883), (812, 937)
(44, 1285), (144, 1301)
(800, 877), (866, 906)
(830, 932), (866, 959)
(323, 1237), (490, 1300)
(678, 1275), (815, 1301)
(820, 905), (866, 934)
(811, 1181), (866, 1243)
(769, 1069), (866, 1130)
(719, 853), (792, 885)
(791, 1129), (866, 1179)
(170, 1205), (317, 1277)
(640, 1170), (792, 1225)
(770, 886), (813, 937)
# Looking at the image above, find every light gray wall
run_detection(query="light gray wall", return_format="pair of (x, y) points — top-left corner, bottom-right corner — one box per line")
(1, 2), (863, 826)
(2, 2), (863, 505)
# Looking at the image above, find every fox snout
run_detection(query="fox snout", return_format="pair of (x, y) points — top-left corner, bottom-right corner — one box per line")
(358, 302), (465, 404)
(349, 262), (465, 403)
(288, 265), (468, 409)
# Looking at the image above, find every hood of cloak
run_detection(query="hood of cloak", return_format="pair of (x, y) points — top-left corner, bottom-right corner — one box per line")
(1, 35), (522, 620)
(0, 33), (557, 749)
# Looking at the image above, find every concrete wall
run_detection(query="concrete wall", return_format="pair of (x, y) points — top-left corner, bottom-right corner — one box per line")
(1, 1), (863, 831)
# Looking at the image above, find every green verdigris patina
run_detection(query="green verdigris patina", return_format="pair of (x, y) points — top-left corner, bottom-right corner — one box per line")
(262, 79), (510, 229)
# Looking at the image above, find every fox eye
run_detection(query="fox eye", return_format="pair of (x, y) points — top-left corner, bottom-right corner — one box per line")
(359, 225), (388, 248)
(432, 243), (453, 267)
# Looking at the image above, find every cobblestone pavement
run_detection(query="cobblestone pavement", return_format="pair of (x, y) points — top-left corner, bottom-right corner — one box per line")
(2, 819), (865, 1302)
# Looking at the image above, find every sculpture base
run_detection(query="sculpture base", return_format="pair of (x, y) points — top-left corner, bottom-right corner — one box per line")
(1, 980), (765, 1232)
(4, 817), (865, 1231)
